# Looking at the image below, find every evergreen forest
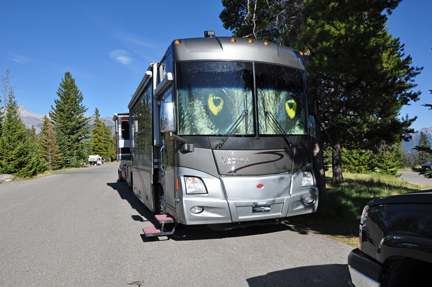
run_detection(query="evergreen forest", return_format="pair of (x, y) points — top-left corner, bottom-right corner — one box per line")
(0, 71), (116, 179)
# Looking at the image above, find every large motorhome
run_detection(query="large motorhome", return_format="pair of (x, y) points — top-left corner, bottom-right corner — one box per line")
(113, 113), (131, 161)
(124, 31), (318, 236)
(113, 113), (131, 181)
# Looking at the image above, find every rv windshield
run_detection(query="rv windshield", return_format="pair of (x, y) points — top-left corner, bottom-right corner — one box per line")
(177, 61), (307, 136)
(177, 62), (254, 136)
(256, 63), (307, 135)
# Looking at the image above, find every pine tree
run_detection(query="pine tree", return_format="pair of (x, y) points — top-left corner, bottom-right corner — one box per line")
(220, 0), (421, 184)
(375, 141), (402, 177)
(54, 125), (68, 167)
(342, 148), (375, 174)
(0, 88), (28, 174)
(89, 108), (115, 161)
(416, 132), (432, 164)
(0, 88), (45, 177)
(296, 1), (420, 183)
(22, 126), (46, 176)
(91, 108), (107, 158)
(102, 124), (115, 161)
(39, 115), (62, 170)
(49, 72), (90, 167)
(109, 133), (116, 161)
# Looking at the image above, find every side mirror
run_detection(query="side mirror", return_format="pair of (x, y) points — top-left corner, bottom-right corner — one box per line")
(308, 115), (316, 138)
(160, 102), (176, 133)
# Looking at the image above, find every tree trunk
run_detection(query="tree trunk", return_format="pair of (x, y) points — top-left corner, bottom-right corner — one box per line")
(306, 77), (327, 197)
(312, 125), (327, 198)
(332, 141), (344, 184)
(307, 77), (327, 197)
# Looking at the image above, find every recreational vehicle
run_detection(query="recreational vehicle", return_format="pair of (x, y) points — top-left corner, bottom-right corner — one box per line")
(122, 31), (318, 236)
(113, 113), (131, 181)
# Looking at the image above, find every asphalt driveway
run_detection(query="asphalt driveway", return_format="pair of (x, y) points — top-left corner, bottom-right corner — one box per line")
(399, 170), (432, 187)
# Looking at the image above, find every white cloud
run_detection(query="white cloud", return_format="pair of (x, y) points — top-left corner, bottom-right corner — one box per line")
(109, 50), (132, 65)
(121, 35), (154, 48)
(10, 53), (33, 64)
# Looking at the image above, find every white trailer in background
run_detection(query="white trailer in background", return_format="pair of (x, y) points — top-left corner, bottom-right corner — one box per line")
(88, 154), (102, 166)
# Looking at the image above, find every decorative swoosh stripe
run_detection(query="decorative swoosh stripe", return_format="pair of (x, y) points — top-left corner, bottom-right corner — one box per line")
(228, 151), (285, 174)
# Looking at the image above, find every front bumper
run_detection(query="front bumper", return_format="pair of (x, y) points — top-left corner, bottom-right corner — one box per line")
(348, 248), (385, 287)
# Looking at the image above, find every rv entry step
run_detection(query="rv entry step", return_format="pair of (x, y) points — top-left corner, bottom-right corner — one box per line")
(142, 214), (177, 237)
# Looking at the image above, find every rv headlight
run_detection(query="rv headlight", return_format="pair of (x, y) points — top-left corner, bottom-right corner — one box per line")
(302, 171), (314, 187)
(185, 177), (207, 194)
(304, 197), (315, 205)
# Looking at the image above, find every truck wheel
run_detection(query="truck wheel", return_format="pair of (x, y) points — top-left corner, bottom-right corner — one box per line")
(381, 259), (431, 287)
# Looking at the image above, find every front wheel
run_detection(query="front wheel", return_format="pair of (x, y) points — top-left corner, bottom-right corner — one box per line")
(381, 259), (431, 287)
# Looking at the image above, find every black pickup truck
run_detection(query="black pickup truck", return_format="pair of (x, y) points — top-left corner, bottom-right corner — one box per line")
(348, 190), (432, 287)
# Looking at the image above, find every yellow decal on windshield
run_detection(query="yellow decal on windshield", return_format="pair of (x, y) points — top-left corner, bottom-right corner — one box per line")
(208, 94), (224, 115)
(285, 99), (297, 119)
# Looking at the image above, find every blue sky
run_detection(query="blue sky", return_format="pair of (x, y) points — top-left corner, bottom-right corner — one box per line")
(1, 0), (431, 131)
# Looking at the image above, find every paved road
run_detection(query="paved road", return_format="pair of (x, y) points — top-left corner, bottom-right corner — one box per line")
(0, 164), (352, 286)
(399, 171), (432, 187)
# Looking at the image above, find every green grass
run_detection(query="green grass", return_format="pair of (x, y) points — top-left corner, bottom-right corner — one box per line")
(286, 172), (430, 247)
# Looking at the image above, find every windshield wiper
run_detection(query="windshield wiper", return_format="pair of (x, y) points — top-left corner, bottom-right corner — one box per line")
(261, 92), (293, 148)
(215, 109), (248, 149)
(264, 111), (293, 147)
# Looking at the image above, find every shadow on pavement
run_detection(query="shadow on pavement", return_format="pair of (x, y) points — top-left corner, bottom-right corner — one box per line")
(168, 223), (305, 241)
(106, 181), (159, 228)
(107, 180), (312, 242)
(247, 264), (350, 287)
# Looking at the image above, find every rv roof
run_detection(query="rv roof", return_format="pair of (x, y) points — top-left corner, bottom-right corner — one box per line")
(171, 37), (305, 70)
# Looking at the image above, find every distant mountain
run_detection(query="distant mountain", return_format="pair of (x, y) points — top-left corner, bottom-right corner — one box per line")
(402, 127), (432, 156)
(18, 106), (48, 134)
(15, 106), (115, 134)
(88, 115), (116, 134)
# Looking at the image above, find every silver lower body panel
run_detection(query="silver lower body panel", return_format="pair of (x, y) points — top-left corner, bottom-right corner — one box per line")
(176, 166), (318, 225)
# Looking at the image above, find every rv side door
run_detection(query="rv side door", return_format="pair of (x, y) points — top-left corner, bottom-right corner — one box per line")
(159, 94), (177, 213)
